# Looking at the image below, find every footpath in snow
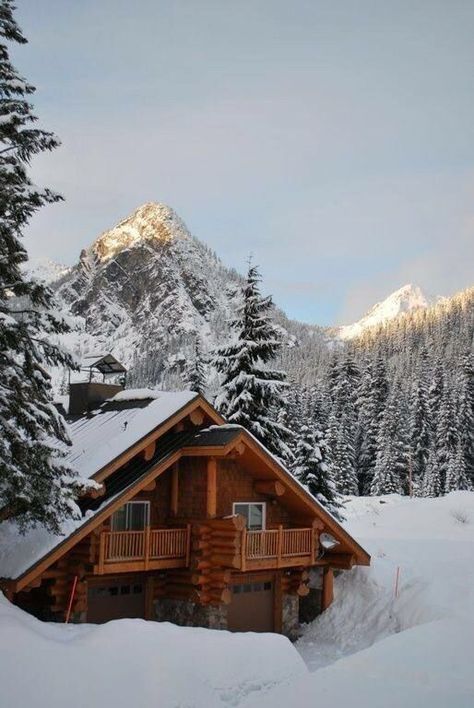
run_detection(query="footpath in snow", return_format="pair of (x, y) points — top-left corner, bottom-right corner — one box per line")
(1, 493), (474, 707)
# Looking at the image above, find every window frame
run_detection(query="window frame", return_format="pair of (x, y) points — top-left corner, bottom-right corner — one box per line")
(111, 501), (150, 531)
(232, 501), (266, 530)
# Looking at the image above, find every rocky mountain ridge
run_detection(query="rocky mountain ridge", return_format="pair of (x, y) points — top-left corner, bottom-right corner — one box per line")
(30, 202), (468, 391)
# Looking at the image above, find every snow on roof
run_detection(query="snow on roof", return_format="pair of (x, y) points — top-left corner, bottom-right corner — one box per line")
(110, 388), (161, 402)
(64, 390), (197, 480)
(0, 390), (199, 580)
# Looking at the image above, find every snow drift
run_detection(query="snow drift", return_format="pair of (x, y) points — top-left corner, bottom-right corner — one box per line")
(0, 596), (306, 708)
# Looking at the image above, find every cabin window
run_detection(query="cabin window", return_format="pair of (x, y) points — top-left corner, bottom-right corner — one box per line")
(111, 501), (150, 531)
(233, 502), (266, 530)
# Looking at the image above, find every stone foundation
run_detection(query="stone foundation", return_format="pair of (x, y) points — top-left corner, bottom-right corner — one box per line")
(154, 598), (228, 630)
(282, 594), (300, 640)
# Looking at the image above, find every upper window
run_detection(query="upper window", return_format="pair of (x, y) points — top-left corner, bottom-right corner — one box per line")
(111, 501), (150, 531)
(233, 502), (266, 530)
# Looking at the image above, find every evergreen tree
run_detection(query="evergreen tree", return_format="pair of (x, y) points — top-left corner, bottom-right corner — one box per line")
(213, 262), (291, 461)
(421, 448), (442, 498)
(370, 390), (407, 495)
(434, 387), (458, 492)
(456, 352), (474, 483)
(293, 424), (344, 520)
(445, 442), (471, 493)
(409, 352), (432, 484)
(184, 337), (207, 395)
(356, 354), (388, 494)
(0, 2), (86, 532)
(327, 412), (358, 495)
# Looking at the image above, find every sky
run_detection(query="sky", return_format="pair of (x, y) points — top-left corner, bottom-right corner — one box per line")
(13, 0), (474, 325)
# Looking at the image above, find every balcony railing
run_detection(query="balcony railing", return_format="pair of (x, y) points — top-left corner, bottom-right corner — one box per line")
(96, 526), (191, 574)
(241, 526), (315, 570)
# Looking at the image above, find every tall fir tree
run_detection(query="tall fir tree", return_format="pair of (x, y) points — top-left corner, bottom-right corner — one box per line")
(456, 352), (474, 484)
(0, 1), (87, 531)
(370, 389), (407, 495)
(409, 351), (432, 485)
(445, 442), (471, 493)
(183, 337), (207, 395)
(356, 354), (388, 494)
(326, 411), (358, 495)
(213, 262), (291, 462)
(421, 447), (442, 498)
(293, 423), (344, 520)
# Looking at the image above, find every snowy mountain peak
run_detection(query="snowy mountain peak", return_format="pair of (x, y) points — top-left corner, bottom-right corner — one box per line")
(92, 202), (191, 262)
(337, 284), (431, 340)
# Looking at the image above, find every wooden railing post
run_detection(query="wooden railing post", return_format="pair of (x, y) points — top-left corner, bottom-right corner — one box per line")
(144, 526), (150, 570)
(185, 524), (191, 566)
(241, 527), (247, 572)
(277, 525), (283, 568)
(311, 528), (316, 564)
(98, 531), (106, 574)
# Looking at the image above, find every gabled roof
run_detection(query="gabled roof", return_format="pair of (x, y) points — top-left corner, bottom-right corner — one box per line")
(0, 393), (370, 590)
(64, 390), (199, 480)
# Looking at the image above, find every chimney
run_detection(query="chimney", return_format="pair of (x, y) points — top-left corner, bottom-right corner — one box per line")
(68, 381), (123, 417)
(68, 354), (127, 417)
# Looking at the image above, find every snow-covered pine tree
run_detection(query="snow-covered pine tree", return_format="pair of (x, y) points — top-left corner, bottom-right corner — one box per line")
(293, 423), (344, 520)
(0, 2), (87, 532)
(184, 337), (207, 395)
(370, 389), (407, 495)
(213, 262), (291, 462)
(445, 442), (471, 493)
(434, 387), (458, 492)
(326, 411), (358, 495)
(409, 351), (432, 485)
(456, 352), (474, 484)
(356, 354), (388, 494)
(421, 448), (442, 498)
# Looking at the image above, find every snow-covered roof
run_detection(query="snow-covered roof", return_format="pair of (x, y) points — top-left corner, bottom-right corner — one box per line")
(0, 390), (200, 580)
(64, 390), (198, 480)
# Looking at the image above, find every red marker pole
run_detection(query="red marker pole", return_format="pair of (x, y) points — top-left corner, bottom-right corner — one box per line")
(65, 575), (79, 624)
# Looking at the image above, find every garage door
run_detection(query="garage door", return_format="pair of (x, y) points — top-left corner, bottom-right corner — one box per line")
(87, 579), (145, 623)
(227, 578), (274, 633)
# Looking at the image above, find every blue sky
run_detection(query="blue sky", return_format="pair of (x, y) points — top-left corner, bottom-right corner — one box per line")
(14, 0), (474, 325)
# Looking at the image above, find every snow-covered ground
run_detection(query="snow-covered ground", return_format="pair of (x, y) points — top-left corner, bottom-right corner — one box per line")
(246, 492), (474, 707)
(1, 492), (473, 707)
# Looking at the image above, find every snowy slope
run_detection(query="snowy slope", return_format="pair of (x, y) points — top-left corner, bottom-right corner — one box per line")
(336, 284), (431, 340)
(245, 492), (474, 708)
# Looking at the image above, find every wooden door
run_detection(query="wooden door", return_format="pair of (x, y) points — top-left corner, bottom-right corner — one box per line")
(227, 577), (274, 633)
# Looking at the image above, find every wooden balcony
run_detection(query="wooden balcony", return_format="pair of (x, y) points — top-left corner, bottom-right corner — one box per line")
(241, 526), (315, 571)
(95, 526), (191, 574)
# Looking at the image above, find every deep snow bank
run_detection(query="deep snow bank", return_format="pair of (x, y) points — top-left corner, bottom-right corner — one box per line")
(0, 596), (306, 708)
(246, 492), (474, 707)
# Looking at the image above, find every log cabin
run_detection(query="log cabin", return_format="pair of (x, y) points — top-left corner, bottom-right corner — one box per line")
(0, 374), (370, 638)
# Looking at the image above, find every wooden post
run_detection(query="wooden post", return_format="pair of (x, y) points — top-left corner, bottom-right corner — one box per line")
(273, 573), (283, 634)
(241, 527), (247, 572)
(185, 524), (192, 566)
(98, 532), (106, 574)
(311, 528), (316, 564)
(321, 567), (334, 611)
(206, 457), (217, 518)
(171, 463), (179, 516)
(144, 526), (151, 571)
(277, 525), (283, 568)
